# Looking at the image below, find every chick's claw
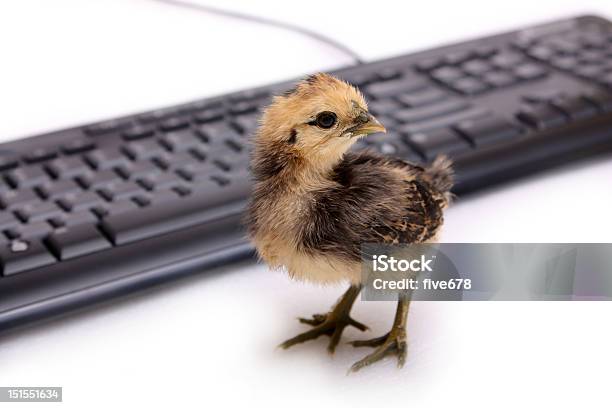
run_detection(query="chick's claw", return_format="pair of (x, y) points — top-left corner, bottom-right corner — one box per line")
(298, 313), (327, 326)
(299, 313), (368, 332)
(349, 330), (408, 373)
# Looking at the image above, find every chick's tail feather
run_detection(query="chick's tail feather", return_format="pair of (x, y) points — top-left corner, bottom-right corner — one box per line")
(421, 155), (454, 194)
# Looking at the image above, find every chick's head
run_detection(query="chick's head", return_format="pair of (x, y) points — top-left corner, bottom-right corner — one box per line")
(256, 73), (385, 170)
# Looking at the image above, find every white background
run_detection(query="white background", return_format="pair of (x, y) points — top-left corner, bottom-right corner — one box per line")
(1, 0), (612, 407)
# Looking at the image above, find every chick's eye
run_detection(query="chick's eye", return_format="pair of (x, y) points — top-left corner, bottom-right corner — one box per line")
(315, 111), (337, 129)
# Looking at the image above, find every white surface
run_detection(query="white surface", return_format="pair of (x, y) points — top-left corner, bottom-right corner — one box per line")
(1, 0), (612, 407)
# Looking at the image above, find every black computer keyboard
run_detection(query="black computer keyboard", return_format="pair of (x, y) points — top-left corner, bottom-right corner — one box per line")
(2, 14), (612, 333)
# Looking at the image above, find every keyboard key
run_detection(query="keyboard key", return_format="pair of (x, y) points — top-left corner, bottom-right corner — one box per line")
(583, 90), (612, 112)
(138, 172), (186, 191)
(176, 162), (220, 180)
(78, 169), (122, 189)
(46, 156), (91, 179)
(444, 50), (471, 65)
(186, 99), (221, 113)
(223, 137), (244, 153)
(180, 101), (216, 115)
(122, 124), (155, 140)
(482, 71), (516, 87)
(551, 56), (579, 70)
(100, 185), (247, 245)
(431, 66), (465, 82)
(122, 140), (168, 160)
(399, 108), (490, 134)
(84, 119), (131, 136)
(601, 71), (612, 87)
(368, 99), (403, 116)
(122, 160), (163, 179)
(46, 223), (112, 260)
(61, 139), (96, 154)
(138, 189), (181, 206)
(577, 50), (603, 64)
(85, 148), (130, 170)
(94, 199), (140, 218)
(156, 151), (203, 171)
(57, 191), (104, 212)
(550, 96), (598, 120)
(229, 101), (259, 115)
(98, 181), (144, 201)
(522, 89), (566, 103)
(579, 32), (608, 48)
(13, 221), (53, 239)
(229, 89), (268, 103)
(50, 211), (98, 228)
(183, 100), (223, 113)
(393, 100), (470, 123)
(0, 153), (19, 171)
(548, 37), (580, 54)
(364, 76), (428, 98)
(24, 148), (57, 163)
(0, 180), (10, 195)
(516, 105), (567, 129)
(0, 212), (20, 230)
(160, 130), (204, 152)
(377, 68), (401, 81)
(160, 117), (190, 132)
(574, 64), (604, 79)
(6, 166), (51, 188)
(455, 116), (522, 146)
(193, 107), (224, 124)
(405, 128), (471, 160)
(39, 179), (83, 199)
(474, 45), (497, 58)
(491, 51), (524, 68)
(451, 77), (489, 95)
(528, 45), (555, 61)
(370, 133), (418, 159)
(461, 59), (493, 75)
(0, 239), (56, 276)
(514, 64), (548, 80)
(189, 147), (210, 161)
(212, 158), (231, 172)
(139, 108), (179, 123)
(16, 201), (65, 223)
(198, 123), (240, 141)
(1, 189), (41, 208)
(232, 113), (260, 135)
(415, 57), (443, 72)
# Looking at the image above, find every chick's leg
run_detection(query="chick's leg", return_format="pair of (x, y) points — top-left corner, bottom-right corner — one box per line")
(279, 285), (367, 354)
(349, 294), (411, 372)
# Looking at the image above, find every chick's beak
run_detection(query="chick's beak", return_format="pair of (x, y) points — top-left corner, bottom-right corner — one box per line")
(353, 111), (386, 136)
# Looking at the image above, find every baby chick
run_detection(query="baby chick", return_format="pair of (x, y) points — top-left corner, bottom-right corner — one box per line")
(246, 73), (453, 372)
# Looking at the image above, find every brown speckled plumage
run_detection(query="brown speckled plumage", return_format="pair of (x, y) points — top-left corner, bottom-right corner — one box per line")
(299, 152), (452, 263)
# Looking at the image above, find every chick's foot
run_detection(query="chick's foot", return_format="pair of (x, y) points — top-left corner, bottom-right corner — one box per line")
(279, 285), (367, 354)
(348, 329), (407, 372)
(348, 295), (411, 372)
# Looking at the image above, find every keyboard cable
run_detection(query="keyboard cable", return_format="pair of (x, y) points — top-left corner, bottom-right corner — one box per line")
(151, 0), (365, 65)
